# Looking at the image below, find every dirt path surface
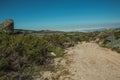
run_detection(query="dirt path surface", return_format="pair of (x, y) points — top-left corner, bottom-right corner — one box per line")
(37, 42), (120, 80)
(61, 42), (120, 80)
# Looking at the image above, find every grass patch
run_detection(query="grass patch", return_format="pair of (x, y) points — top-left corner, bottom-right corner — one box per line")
(53, 47), (64, 57)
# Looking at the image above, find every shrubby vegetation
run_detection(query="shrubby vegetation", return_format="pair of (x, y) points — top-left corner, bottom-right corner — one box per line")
(0, 28), (120, 80)
(96, 29), (120, 53)
(0, 32), (91, 80)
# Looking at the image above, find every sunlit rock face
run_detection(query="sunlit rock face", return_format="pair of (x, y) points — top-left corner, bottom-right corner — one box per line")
(0, 19), (14, 34)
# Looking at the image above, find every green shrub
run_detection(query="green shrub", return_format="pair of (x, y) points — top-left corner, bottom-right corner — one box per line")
(112, 47), (120, 53)
(0, 58), (9, 70)
(53, 47), (64, 57)
(114, 31), (120, 39)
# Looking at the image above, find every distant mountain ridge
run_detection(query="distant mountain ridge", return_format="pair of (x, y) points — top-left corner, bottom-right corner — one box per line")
(14, 29), (64, 34)
(15, 22), (120, 32)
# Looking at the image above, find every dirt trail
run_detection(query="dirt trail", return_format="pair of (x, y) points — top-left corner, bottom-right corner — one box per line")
(61, 42), (120, 80)
(37, 42), (120, 80)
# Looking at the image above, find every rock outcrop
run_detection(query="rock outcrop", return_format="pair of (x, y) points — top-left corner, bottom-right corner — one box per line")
(0, 19), (14, 34)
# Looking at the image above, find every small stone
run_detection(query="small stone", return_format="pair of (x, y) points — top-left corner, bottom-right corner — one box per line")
(47, 52), (56, 57)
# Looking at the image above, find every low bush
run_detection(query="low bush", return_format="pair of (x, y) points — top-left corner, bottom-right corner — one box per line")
(0, 33), (82, 79)
(53, 47), (64, 57)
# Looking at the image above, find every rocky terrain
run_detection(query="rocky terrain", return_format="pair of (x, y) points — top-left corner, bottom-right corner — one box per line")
(0, 19), (14, 34)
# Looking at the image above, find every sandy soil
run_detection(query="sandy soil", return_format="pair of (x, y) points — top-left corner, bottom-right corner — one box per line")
(36, 42), (120, 80)
(62, 42), (120, 80)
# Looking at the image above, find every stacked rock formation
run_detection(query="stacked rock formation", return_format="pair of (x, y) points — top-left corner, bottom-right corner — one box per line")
(0, 19), (14, 34)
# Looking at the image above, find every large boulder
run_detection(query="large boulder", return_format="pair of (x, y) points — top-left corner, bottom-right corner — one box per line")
(0, 19), (14, 34)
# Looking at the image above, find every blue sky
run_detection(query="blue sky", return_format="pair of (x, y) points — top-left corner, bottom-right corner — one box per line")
(0, 0), (120, 30)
